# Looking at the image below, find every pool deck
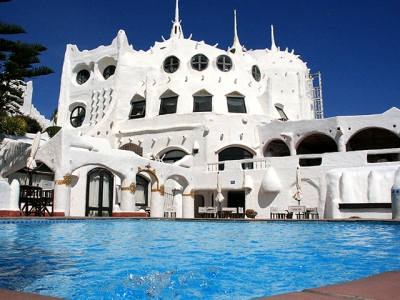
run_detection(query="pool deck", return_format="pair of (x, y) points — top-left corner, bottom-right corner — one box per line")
(0, 270), (399, 300)
(257, 270), (400, 300)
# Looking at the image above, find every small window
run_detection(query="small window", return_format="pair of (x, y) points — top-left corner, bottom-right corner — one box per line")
(193, 96), (212, 112)
(191, 54), (209, 71)
(252, 65), (261, 82)
(299, 158), (322, 167)
(76, 70), (90, 85)
(217, 55), (232, 72)
(367, 153), (400, 163)
(159, 96), (178, 115)
(70, 106), (86, 127)
(163, 56), (180, 73)
(227, 97), (246, 113)
(120, 143), (143, 156)
(103, 65), (116, 79)
(129, 100), (146, 119)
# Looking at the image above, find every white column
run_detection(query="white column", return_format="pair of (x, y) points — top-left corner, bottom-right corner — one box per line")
(150, 190), (165, 217)
(392, 167), (400, 219)
(54, 170), (72, 216)
(119, 178), (136, 211)
(182, 188), (194, 218)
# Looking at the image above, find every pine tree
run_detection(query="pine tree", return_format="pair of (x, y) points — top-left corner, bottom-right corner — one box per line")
(0, 0), (54, 115)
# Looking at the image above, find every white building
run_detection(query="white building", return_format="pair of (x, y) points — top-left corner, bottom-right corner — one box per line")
(1, 1), (399, 219)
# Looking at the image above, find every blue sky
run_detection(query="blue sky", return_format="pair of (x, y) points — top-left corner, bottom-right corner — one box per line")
(2, 0), (400, 120)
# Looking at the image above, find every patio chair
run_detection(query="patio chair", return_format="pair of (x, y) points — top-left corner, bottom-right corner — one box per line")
(305, 207), (319, 219)
(41, 189), (54, 216)
(19, 185), (43, 216)
(198, 206), (206, 218)
(288, 205), (306, 219)
(270, 207), (286, 219)
(237, 207), (244, 218)
(205, 206), (217, 218)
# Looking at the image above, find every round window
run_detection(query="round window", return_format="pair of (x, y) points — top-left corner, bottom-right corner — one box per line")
(252, 65), (261, 82)
(70, 106), (86, 128)
(216, 55), (233, 72)
(191, 54), (209, 71)
(76, 70), (90, 85)
(103, 65), (116, 79)
(163, 56), (180, 73)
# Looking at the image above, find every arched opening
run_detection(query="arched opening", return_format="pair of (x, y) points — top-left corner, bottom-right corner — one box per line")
(162, 149), (188, 164)
(218, 147), (254, 170)
(297, 133), (338, 155)
(264, 139), (290, 157)
(86, 168), (114, 217)
(7, 162), (54, 186)
(346, 128), (400, 151)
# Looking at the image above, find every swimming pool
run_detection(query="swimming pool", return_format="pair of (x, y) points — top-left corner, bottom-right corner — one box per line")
(0, 219), (399, 299)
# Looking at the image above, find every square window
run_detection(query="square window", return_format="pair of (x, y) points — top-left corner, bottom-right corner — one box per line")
(129, 100), (146, 119)
(159, 97), (178, 115)
(227, 97), (246, 113)
(193, 96), (212, 112)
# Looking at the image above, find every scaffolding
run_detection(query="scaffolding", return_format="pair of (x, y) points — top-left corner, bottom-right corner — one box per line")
(311, 71), (324, 119)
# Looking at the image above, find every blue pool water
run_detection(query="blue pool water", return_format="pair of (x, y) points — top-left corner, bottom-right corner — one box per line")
(0, 219), (399, 299)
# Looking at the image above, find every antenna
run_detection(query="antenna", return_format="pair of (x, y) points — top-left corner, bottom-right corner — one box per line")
(271, 25), (277, 51)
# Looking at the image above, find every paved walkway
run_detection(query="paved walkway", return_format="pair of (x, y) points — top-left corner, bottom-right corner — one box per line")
(0, 271), (399, 299)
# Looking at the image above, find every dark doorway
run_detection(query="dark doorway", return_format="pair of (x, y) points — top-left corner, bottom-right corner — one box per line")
(86, 168), (114, 217)
(227, 191), (245, 210)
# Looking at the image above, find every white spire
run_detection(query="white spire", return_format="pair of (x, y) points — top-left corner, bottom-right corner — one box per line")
(271, 25), (278, 51)
(231, 10), (244, 53)
(170, 0), (183, 39)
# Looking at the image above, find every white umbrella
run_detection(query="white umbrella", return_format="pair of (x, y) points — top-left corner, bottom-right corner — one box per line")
(215, 172), (225, 203)
(26, 131), (41, 170)
(293, 167), (302, 205)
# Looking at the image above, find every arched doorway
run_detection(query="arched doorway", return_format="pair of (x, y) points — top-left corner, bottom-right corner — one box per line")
(135, 175), (149, 208)
(86, 168), (114, 217)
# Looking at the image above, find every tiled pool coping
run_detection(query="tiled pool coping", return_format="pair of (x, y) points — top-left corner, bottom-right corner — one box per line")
(1, 216), (400, 223)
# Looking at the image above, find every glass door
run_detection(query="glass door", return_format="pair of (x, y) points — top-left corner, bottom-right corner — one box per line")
(86, 168), (114, 217)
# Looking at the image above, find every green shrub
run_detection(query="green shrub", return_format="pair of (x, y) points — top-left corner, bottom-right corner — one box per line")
(44, 126), (61, 138)
(16, 115), (43, 133)
(0, 116), (27, 136)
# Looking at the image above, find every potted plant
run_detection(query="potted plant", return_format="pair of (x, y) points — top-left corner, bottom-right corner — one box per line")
(245, 209), (258, 218)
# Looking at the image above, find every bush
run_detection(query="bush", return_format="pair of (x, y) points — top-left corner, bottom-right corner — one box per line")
(16, 115), (43, 133)
(44, 126), (61, 138)
(0, 116), (27, 136)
